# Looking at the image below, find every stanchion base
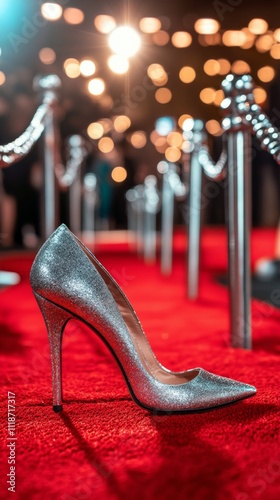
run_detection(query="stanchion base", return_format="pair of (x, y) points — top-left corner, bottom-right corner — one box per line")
(217, 271), (280, 309)
(0, 271), (21, 287)
(255, 258), (280, 281)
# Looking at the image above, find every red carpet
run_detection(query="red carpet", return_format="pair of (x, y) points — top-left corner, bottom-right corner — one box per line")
(0, 228), (280, 500)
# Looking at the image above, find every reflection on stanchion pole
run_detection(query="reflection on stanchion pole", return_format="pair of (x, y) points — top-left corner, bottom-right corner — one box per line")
(126, 189), (137, 236)
(83, 173), (98, 245)
(221, 74), (253, 349)
(133, 185), (145, 255)
(143, 175), (160, 263)
(33, 74), (61, 241)
(184, 119), (227, 299)
(66, 135), (88, 237)
(158, 161), (187, 275)
(183, 120), (205, 299)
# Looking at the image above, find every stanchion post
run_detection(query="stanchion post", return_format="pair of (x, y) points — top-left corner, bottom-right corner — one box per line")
(83, 173), (97, 245)
(67, 135), (86, 237)
(160, 163), (175, 275)
(133, 185), (145, 256)
(184, 119), (205, 299)
(34, 74), (61, 241)
(143, 175), (159, 263)
(221, 74), (252, 349)
(126, 189), (137, 234)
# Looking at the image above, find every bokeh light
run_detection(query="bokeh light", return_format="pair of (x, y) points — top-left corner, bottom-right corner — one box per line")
(41, 3), (62, 21)
(255, 33), (274, 52)
(240, 28), (255, 49)
(182, 118), (194, 131)
(111, 166), (127, 182)
(198, 33), (221, 46)
(257, 66), (275, 82)
(129, 131), (147, 148)
(113, 115), (131, 133)
(147, 64), (168, 86)
(98, 137), (114, 153)
(171, 31), (192, 48)
(274, 29), (280, 42)
(222, 30), (246, 46)
(63, 58), (80, 78)
(154, 137), (168, 153)
(108, 55), (129, 74)
(39, 47), (56, 65)
(87, 122), (104, 140)
(213, 89), (225, 106)
(88, 78), (105, 95)
(178, 114), (192, 129)
(270, 44), (280, 59)
(167, 132), (183, 148)
(179, 66), (196, 83)
(248, 18), (268, 35)
(152, 30), (170, 46)
(253, 87), (267, 104)
(165, 147), (181, 162)
(108, 26), (141, 58)
(63, 8), (84, 25)
(139, 17), (161, 34)
(80, 59), (96, 77)
(0, 71), (6, 86)
(203, 59), (220, 76)
(155, 88), (172, 103)
(194, 18), (220, 35)
(199, 87), (216, 104)
(205, 119), (223, 136)
(217, 59), (231, 75)
(94, 15), (116, 34)
(231, 60), (251, 74)
(155, 116), (175, 136)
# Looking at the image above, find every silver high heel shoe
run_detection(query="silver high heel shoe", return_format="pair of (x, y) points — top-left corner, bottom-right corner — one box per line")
(30, 224), (256, 413)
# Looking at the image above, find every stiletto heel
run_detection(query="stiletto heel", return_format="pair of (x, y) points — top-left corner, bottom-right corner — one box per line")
(30, 224), (256, 413)
(34, 292), (74, 412)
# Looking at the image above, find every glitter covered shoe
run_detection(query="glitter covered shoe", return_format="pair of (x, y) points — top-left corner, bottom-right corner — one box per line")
(30, 224), (256, 413)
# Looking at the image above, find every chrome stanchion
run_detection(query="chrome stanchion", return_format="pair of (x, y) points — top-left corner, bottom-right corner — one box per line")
(159, 163), (175, 275)
(143, 175), (160, 263)
(227, 130), (252, 349)
(221, 74), (253, 349)
(229, 74), (280, 312)
(82, 173), (98, 245)
(184, 120), (205, 299)
(34, 74), (62, 241)
(158, 161), (187, 275)
(126, 189), (137, 235)
(67, 135), (87, 236)
(182, 119), (226, 299)
(134, 185), (145, 256)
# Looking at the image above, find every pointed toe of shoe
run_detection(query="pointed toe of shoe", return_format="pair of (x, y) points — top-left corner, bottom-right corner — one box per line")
(185, 369), (257, 411)
(206, 371), (256, 406)
(238, 382), (256, 398)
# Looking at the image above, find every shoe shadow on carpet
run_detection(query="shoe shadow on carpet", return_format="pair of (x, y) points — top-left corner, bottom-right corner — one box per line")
(54, 399), (279, 500)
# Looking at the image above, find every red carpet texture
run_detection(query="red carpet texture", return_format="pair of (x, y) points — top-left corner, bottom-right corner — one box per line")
(0, 228), (280, 500)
